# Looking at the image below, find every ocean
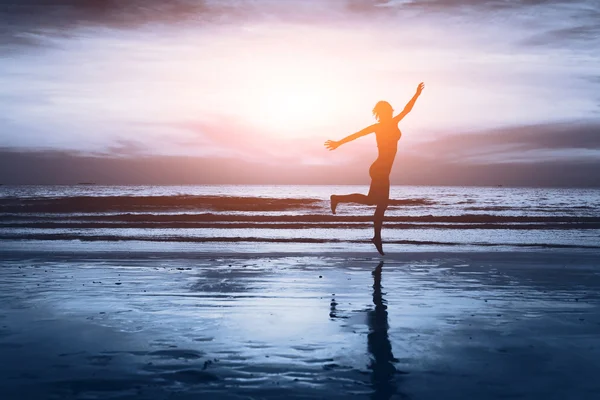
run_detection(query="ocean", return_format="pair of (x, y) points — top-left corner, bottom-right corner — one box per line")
(1, 185), (600, 253)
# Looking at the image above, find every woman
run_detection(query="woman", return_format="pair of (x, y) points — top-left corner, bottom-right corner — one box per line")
(324, 82), (425, 255)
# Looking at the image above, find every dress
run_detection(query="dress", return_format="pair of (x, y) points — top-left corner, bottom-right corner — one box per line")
(367, 123), (401, 205)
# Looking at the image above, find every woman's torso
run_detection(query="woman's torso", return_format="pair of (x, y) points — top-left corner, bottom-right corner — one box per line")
(373, 121), (402, 168)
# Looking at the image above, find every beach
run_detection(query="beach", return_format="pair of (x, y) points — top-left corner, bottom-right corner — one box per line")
(1, 185), (600, 399)
(3, 0), (600, 397)
(1, 247), (600, 399)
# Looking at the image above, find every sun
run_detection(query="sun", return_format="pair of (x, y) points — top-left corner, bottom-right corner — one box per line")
(260, 83), (330, 129)
(234, 65), (352, 136)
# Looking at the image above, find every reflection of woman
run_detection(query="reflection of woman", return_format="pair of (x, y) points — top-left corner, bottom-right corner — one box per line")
(367, 261), (398, 399)
(325, 83), (425, 255)
(329, 262), (403, 398)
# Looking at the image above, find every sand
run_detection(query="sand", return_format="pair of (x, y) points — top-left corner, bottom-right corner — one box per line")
(1, 247), (600, 399)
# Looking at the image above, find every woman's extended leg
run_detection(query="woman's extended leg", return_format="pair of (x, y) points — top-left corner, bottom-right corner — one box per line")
(330, 194), (374, 214)
(372, 202), (388, 256)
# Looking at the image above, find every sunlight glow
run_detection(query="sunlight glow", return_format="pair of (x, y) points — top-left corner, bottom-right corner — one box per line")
(241, 73), (347, 135)
(7, 18), (596, 156)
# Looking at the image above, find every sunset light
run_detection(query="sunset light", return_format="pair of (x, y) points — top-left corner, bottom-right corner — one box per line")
(2, 1), (600, 399)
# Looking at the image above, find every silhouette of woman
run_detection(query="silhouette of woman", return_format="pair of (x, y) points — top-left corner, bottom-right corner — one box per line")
(325, 83), (425, 255)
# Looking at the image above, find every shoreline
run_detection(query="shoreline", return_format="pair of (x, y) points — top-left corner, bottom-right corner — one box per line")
(2, 239), (600, 260)
(1, 248), (600, 399)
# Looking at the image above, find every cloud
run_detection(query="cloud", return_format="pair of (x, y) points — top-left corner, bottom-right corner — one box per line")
(399, 0), (588, 11)
(347, 0), (579, 13)
(3, 121), (600, 186)
(0, 0), (353, 51)
(351, 0), (600, 49)
(1, 0), (210, 27)
(522, 24), (600, 47)
(0, 0), (228, 51)
(3, 0), (596, 47)
(0, 148), (338, 185)
(164, 119), (339, 165)
(407, 121), (600, 163)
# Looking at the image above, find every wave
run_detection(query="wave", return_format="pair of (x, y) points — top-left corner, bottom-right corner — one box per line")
(2, 234), (599, 249)
(0, 196), (322, 213)
(2, 221), (600, 230)
(0, 196), (435, 213)
(387, 198), (436, 206)
(464, 206), (595, 212)
(3, 213), (599, 224)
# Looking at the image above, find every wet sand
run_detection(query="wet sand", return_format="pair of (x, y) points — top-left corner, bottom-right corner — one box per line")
(1, 249), (600, 399)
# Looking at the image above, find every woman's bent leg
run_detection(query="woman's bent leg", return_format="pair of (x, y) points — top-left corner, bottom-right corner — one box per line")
(330, 194), (374, 214)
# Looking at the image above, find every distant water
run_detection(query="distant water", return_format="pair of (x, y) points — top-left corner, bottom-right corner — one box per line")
(1, 185), (600, 251)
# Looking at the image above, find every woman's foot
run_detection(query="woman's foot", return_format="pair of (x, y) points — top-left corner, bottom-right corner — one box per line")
(372, 236), (385, 256)
(330, 195), (339, 214)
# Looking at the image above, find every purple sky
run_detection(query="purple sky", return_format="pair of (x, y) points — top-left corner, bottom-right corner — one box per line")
(1, 1), (599, 185)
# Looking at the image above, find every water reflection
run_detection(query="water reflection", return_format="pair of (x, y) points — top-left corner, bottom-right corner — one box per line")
(368, 261), (405, 400)
(329, 262), (404, 398)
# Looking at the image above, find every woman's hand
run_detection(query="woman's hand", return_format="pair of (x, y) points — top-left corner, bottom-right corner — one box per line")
(416, 82), (425, 96)
(324, 140), (340, 151)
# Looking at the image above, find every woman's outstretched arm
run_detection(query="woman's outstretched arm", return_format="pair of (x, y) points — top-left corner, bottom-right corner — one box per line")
(393, 82), (425, 123)
(324, 124), (377, 151)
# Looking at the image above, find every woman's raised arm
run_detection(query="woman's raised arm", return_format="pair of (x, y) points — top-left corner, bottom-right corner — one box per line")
(393, 82), (425, 123)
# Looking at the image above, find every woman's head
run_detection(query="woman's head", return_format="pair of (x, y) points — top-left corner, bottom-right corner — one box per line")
(372, 101), (393, 122)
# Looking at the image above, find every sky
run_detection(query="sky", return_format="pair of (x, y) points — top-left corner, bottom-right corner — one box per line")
(1, 0), (600, 186)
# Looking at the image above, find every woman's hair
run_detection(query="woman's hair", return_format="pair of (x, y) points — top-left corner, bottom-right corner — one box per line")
(372, 101), (393, 121)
